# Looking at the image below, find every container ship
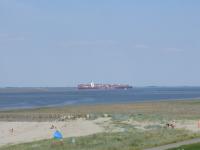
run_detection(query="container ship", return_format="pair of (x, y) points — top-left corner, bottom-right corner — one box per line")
(78, 82), (133, 90)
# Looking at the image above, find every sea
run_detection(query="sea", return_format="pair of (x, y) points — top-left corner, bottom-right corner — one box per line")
(0, 87), (200, 110)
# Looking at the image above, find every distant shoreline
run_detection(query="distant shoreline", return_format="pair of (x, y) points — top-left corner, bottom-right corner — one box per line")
(1, 86), (200, 93)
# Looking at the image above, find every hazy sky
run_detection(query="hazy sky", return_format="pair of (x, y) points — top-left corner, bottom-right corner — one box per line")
(0, 0), (200, 87)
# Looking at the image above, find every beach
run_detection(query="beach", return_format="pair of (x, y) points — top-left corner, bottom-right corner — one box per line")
(1, 100), (200, 149)
(0, 118), (106, 146)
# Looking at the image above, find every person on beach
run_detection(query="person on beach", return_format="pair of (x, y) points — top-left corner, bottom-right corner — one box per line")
(50, 125), (56, 129)
(9, 128), (14, 134)
(198, 120), (200, 128)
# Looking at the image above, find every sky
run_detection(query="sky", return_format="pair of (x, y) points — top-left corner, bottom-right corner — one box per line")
(0, 0), (200, 87)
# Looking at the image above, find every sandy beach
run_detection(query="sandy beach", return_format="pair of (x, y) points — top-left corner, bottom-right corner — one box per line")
(1, 101), (200, 149)
(0, 118), (107, 146)
(1, 117), (200, 147)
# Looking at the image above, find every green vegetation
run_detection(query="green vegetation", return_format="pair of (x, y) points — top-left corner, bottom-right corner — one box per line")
(1, 128), (199, 150)
(2, 100), (200, 121)
(1, 100), (200, 149)
(168, 142), (200, 150)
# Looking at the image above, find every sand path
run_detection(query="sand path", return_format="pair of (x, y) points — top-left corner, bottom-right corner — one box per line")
(144, 138), (200, 150)
(0, 118), (105, 146)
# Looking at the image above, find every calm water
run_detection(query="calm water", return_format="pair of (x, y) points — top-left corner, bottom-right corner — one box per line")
(0, 87), (200, 110)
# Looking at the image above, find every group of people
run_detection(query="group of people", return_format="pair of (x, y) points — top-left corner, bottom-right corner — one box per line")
(166, 120), (176, 128)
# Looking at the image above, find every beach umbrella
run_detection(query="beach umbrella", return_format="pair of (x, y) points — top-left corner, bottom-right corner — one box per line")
(53, 130), (63, 140)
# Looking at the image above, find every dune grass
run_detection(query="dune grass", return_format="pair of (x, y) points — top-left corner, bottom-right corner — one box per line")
(1, 128), (199, 150)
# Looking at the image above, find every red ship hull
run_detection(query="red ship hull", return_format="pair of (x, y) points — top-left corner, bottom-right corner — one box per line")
(78, 83), (132, 90)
